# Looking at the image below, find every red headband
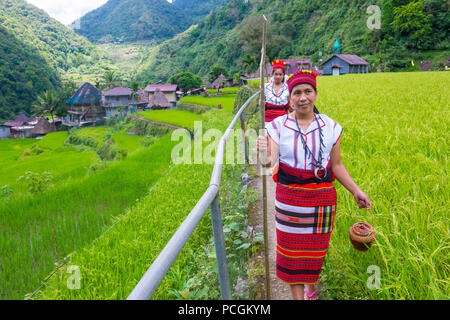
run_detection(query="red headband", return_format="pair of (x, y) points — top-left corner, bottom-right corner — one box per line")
(287, 70), (318, 93)
(272, 59), (286, 71)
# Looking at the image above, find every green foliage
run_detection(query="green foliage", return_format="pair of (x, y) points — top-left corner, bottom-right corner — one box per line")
(96, 140), (127, 161)
(173, 0), (230, 22)
(169, 71), (203, 92)
(0, 0), (102, 74)
(0, 185), (13, 202)
(17, 171), (53, 194)
(167, 164), (260, 300)
(208, 66), (230, 83)
(65, 133), (99, 149)
(74, 0), (193, 44)
(33, 90), (59, 124)
(137, 0), (449, 80)
(391, 1), (433, 49)
(232, 86), (258, 120)
(0, 25), (60, 120)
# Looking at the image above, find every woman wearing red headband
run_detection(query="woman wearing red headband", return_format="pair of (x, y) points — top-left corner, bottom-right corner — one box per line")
(257, 70), (371, 300)
(263, 60), (290, 123)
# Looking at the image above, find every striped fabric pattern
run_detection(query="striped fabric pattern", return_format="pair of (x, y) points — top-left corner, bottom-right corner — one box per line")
(265, 102), (288, 122)
(276, 183), (337, 208)
(275, 201), (336, 234)
(276, 230), (331, 284)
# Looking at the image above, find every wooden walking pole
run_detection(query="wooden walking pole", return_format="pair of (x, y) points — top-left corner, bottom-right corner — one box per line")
(258, 14), (271, 300)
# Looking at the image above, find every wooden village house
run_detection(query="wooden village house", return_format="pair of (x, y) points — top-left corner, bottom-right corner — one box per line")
(65, 82), (104, 127)
(102, 87), (134, 118)
(321, 54), (369, 76)
(0, 124), (10, 139)
(2, 113), (34, 139)
(102, 87), (149, 118)
(320, 36), (369, 76)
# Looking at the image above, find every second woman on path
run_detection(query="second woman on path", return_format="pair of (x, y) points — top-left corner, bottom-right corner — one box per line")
(262, 60), (290, 123)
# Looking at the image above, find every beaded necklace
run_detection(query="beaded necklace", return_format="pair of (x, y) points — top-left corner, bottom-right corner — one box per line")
(294, 111), (327, 179)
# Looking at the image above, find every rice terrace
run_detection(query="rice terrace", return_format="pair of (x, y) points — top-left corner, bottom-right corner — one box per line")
(0, 0), (449, 304)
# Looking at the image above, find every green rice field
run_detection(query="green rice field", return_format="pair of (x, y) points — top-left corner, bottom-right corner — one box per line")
(0, 124), (178, 299)
(206, 86), (239, 94)
(137, 110), (203, 129)
(31, 109), (238, 300)
(179, 95), (237, 112)
(314, 72), (449, 299)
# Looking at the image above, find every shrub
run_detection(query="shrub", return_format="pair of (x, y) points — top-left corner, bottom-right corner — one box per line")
(17, 171), (53, 194)
(96, 140), (127, 161)
(0, 185), (13, 201)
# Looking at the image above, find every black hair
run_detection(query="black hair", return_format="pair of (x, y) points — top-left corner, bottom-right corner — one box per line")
(272, 68), (285, 82)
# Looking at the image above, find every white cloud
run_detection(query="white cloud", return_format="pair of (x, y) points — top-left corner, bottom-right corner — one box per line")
(25, 0), (109, 25)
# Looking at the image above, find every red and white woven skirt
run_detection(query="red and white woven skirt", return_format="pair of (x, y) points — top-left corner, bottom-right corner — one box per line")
(274, 180), (336, 285)
(276, 229), (332, 285)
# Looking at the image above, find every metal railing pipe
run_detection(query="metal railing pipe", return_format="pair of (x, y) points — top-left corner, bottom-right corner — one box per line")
(127, 186), (218, 300)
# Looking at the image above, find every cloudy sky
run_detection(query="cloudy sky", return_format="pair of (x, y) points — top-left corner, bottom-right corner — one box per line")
(25, 0), (174, 26)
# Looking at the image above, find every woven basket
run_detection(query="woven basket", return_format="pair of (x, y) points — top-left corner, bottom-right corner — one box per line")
(349, 222), (376, 252)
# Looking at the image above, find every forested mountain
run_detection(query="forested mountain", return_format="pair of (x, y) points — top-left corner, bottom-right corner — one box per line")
(136, 0), (449, 82)
(0, 0), (101, 74)
(0, 0), (109, 120)
(0, 26), (60, 121)
(172, 0), (230, 22)
(72, 0), (195, 44)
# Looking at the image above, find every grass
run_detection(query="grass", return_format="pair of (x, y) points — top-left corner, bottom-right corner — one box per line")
(206, 86), (239, 94)
(0, 133), (178, 299)
(179, 95), (237, 112)
(110, 131), (145, 154)
(137, 110), (203, 129)
(0, 115), (189, 299)
(32, 108), (241, 300)
(37, 132), (68, 151)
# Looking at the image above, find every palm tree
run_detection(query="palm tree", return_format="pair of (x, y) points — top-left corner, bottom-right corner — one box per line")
(33, 90), (59, 129)
(129, 81), (140, 112)
(102, 70), (120, 90)
(242, 54), (257, 74)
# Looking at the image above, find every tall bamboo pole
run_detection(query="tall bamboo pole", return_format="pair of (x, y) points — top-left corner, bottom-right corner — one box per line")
(258, 14), (270, 300)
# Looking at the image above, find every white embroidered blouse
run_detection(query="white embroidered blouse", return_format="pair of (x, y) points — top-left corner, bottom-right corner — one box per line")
(264, 78), (289, 106)
(265, 113), (343, 171)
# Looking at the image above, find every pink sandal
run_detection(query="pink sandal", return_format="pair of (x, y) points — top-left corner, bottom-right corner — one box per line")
(304, 288), (318, 300)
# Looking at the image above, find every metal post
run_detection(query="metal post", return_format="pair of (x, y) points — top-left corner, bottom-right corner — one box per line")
(210, 193), (232, 300)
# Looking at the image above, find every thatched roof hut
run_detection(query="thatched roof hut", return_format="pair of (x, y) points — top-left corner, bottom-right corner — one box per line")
(31, 118), (55, 135)
(149, 88), (172, 109)
(210, 73), (227, 89)
(66, 82), (101, 105)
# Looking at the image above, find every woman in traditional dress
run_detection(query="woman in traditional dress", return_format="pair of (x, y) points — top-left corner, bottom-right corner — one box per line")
(262, 60), (290, 123)
(256, 70), (372, 300)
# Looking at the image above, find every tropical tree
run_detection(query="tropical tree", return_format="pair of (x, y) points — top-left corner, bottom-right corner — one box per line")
(242, 54), (257, 74)
(169, 71), (202, 92)
(102, 70), (121, 90)
(130, 81), (140, 111)
(33, 90), (59, 129)
(208, 66), (229, 83)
